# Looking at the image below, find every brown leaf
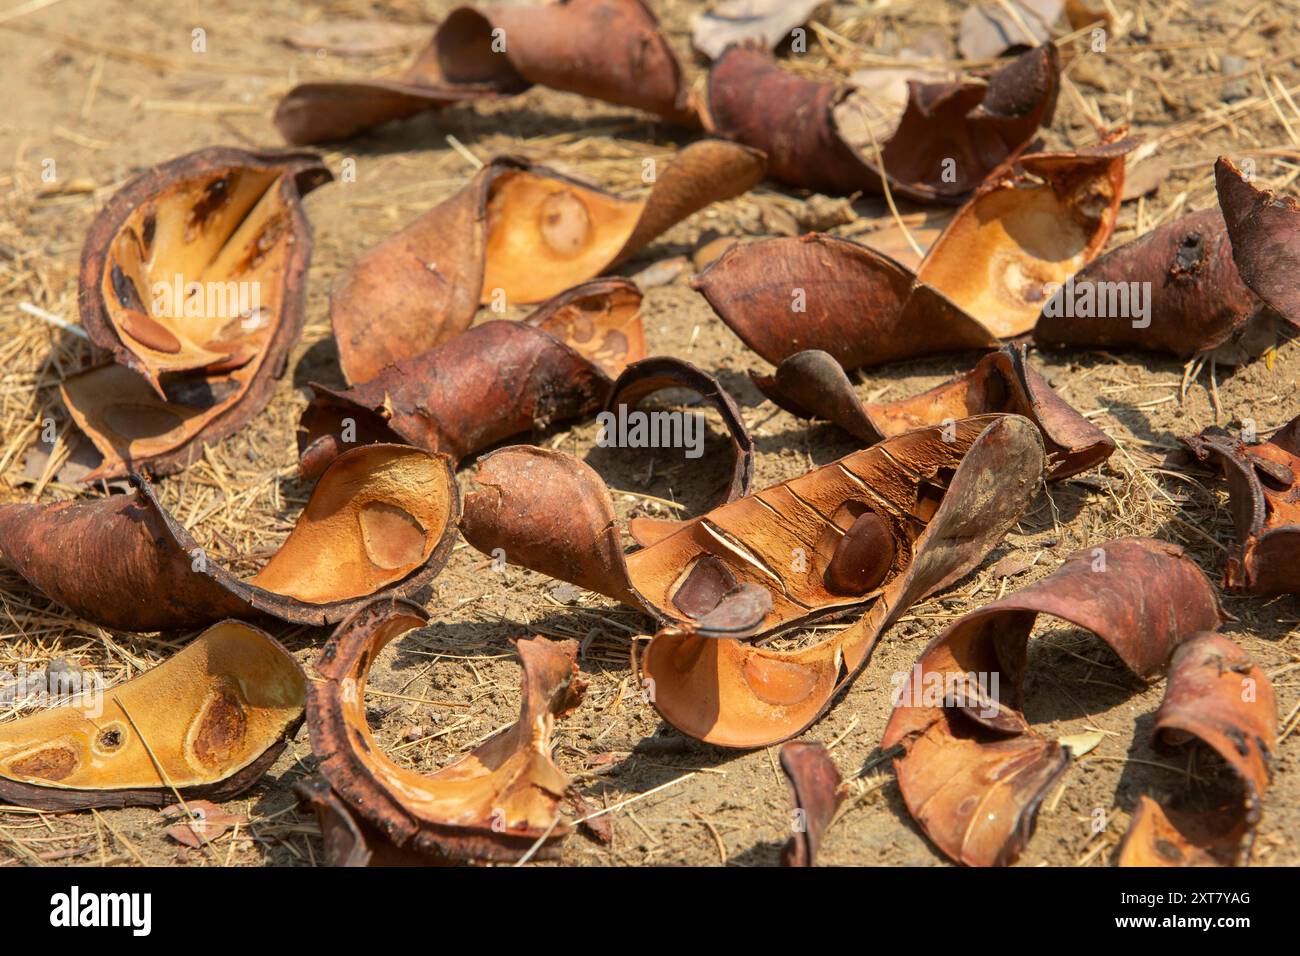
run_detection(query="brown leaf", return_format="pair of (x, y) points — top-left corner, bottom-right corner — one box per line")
(162, 800), (247, 848)
(331, 142), (764, 384)
(779, 740), (846, 866)
(65, 147), (331, 481)
(275, 0), (695, 144)
(0, 444), (459, 630)
(1118, 632), (1276, 866)
(1183, 415), (1300, 595)
(702, 43), (1059, 201)
(308, 599), (587, 863)
(0, 621), (304, 810)
(752, 344), (1114, 479)
(883, 538), (1224, 866)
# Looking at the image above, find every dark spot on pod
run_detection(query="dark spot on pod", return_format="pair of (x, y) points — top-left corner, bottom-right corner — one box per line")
(160, 376), (238, 409)
(824, 511), (896, 595)
(8, 746), (78, 782)
(141, 211), (156, 254)
(1154, 838), (1184, 863)
(187, 171), (237, 234)
(110, 263), (147, 312)
(98, 729), (123, 751)
(672, 555), (737, 618)
(192, 685), (247, 769)
(1173, 230), (1206, 275)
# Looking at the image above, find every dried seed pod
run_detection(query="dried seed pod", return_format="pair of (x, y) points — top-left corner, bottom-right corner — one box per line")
(753, 344), (1114, 479)
(332, 143), (764, 384)
(1183, 414), (1300, 595)
(63, 148), (331, 481)
(0, 620), (305, 810)
(275, 0), (694, 144)
(1117, 632), (1275, 867)
(694, 141), (1132, 369)
(1214, 157), (1300, 328)
(465, 415), (1036, 635)
(79, 147), (330, 391)
(1033, 206), (1274, 360)
(639, 415), (1045, 747)
(301, 278), (645, 478)
(882, 538), (1224, 867)
(779, 740), (846, 867)
(0, 444), (459, 631)
(607, 356), (755, 547)
(294, 775), (441, 867)
(916, 137), (1132, 337)
(308, 599), (587, 863)
(462, 416), (1044, 745)
(702, 43), (1058, 201)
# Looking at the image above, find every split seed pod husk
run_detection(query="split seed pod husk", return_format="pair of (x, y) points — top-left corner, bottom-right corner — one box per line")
(294, 774), (441, 867)
(308, 599), (587, 863)
(1117, 632), (1276, 867)
(752, 344), (1114, 479)
(300, 278), (647, 477)
(779, 740), (846, 867)
(65, 147), (331, 481)
(462, 415), (1045, 746)
(275, 0), (695, 145)
(694, 139), (1133, 369)
(1184, 413), (1300, 595)
(882, 538), (1224, 867)
(701, 43), (1059, 201)
(465, 414), (1039, 635)
(1214, 157), (1300, 327)
(331, 142), (765, 384)
(0, 620), (305, 810)
(638, 415), (1045, 747)
(0, 444), (458, 631)
(1035, 155), (1297, 362)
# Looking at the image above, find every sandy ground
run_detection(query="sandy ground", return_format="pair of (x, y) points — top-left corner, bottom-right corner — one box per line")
(0, 0), (1297, 867)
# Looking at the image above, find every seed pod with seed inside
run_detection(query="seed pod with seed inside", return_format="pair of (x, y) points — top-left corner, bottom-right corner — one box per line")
(824, 511), (896, 595)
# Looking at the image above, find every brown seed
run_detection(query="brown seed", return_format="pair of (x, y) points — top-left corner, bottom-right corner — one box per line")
(824, 511), (895, 595)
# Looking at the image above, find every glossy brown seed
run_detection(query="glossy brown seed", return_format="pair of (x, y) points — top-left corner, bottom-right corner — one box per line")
(824, 511), (896, 595)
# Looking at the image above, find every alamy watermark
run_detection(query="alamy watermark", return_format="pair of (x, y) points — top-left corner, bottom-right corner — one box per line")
(889, 665), (1001, 719)
(1042, 277), (1151, 328)
(596, 404), (704, 459)
(150, 275), (263, 328)
(0, 662), (104, 717)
